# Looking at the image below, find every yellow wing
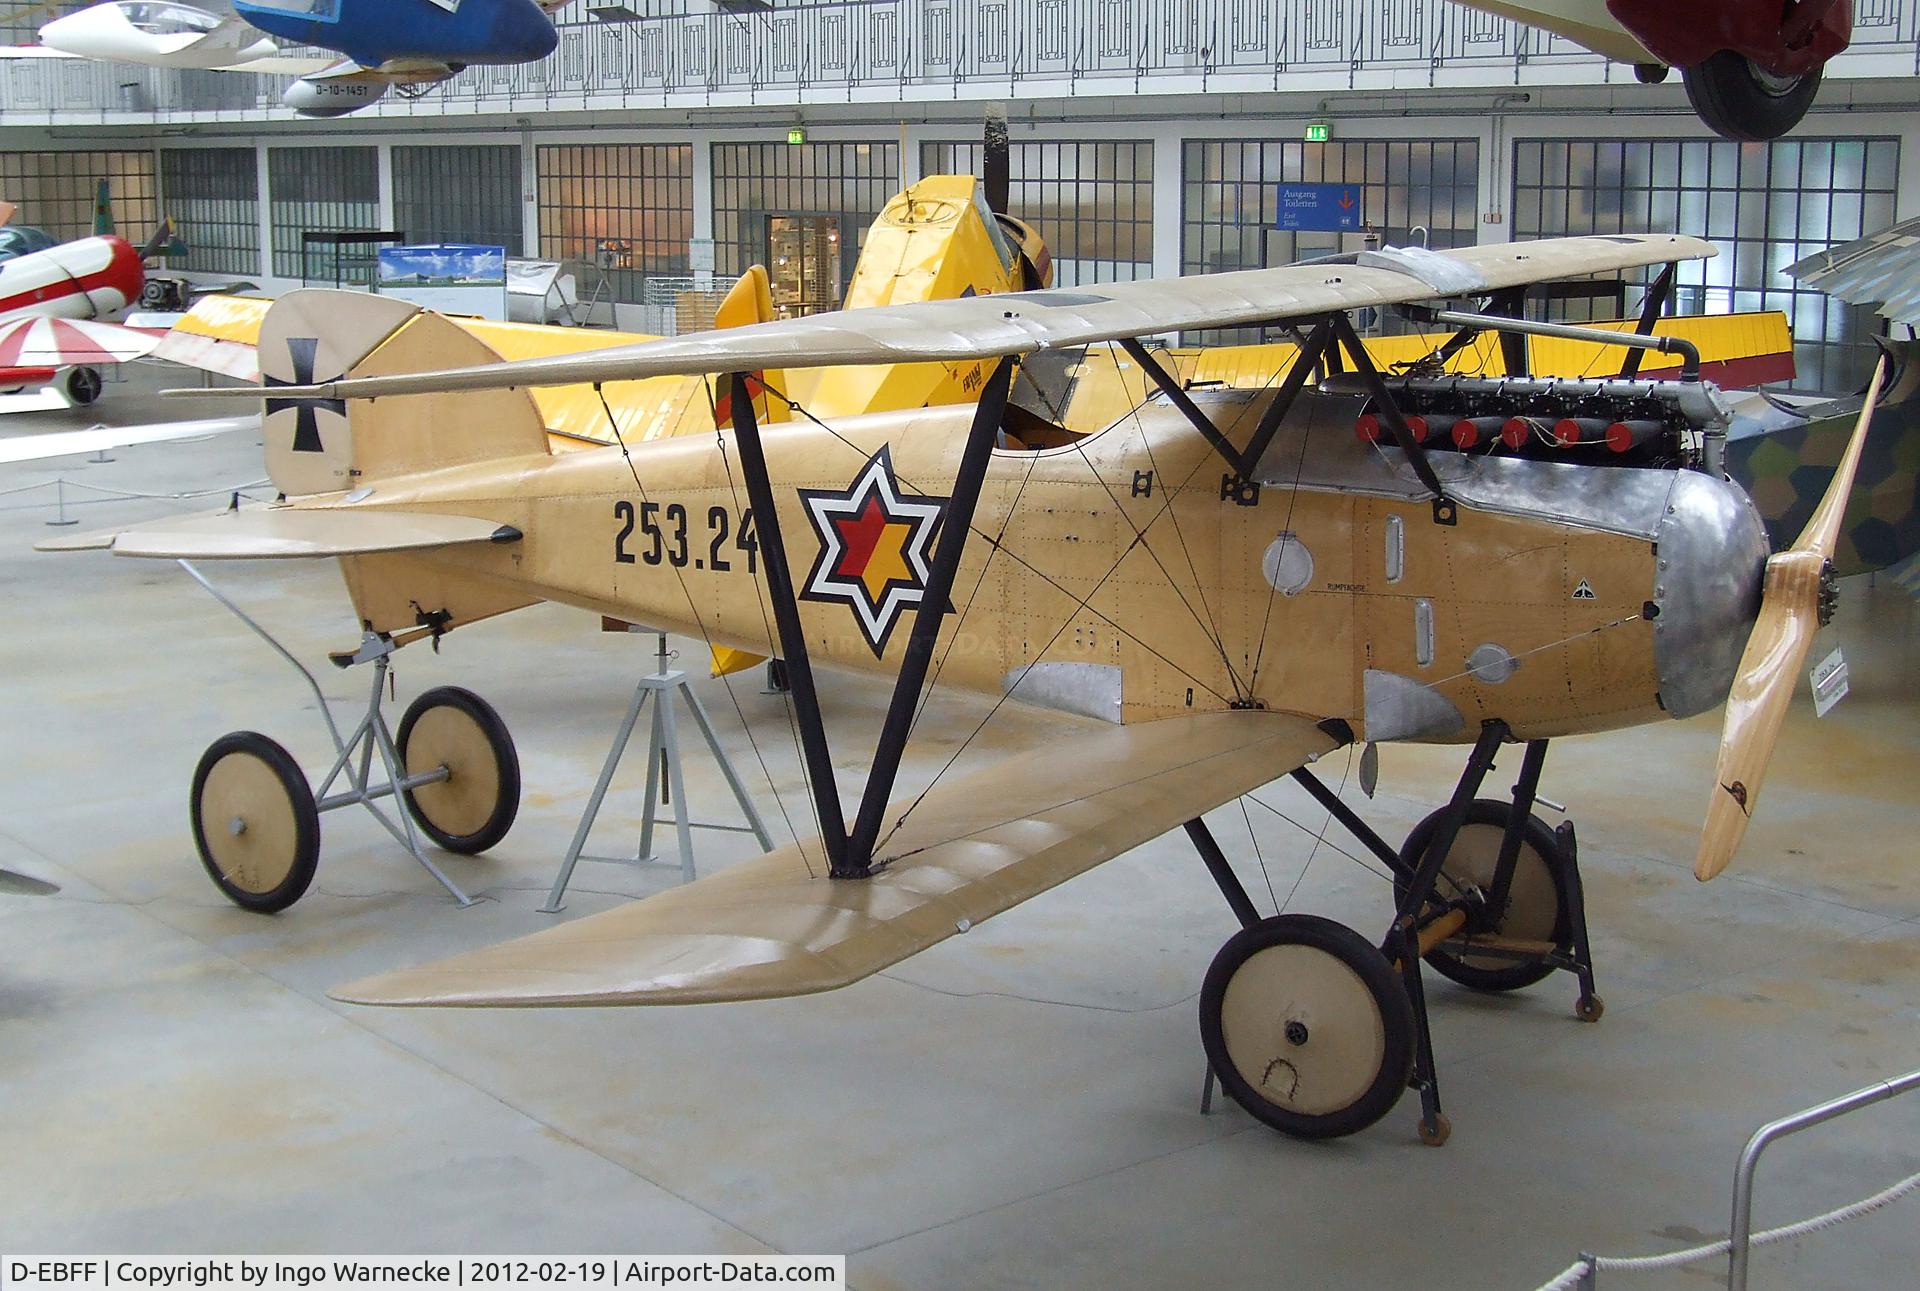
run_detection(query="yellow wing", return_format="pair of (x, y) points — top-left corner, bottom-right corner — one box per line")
(333, 711), (1339, 1008)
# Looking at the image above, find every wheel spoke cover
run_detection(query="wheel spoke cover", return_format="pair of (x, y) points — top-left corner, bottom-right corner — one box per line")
(403, 706), (501, 839)
(1219, 944), (1386, 1116)
(198, 752), (301, 894)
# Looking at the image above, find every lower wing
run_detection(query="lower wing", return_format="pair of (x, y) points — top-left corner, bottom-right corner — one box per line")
(0, 415), (257, 466)
(0, 317), (165, 370)
(333, 710), (1342, 1007)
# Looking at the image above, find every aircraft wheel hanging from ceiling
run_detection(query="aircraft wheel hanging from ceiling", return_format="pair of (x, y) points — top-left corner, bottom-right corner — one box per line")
(1396, 799), (1570, 994)
(1198, 913), (1416, 1140)
(65, 366), (102, 406)
(189, 731), (320, 913)
(1682, 49), (1821, 141)
(395, 686), (521, 855)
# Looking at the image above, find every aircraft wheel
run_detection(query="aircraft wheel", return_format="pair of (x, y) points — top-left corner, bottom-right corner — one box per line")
(395, 686), (520, 854)
(65, 366), (102, 406)
(1682, 50), (1820, 141)
(1397, 799), (1570, 993)
(1199, 914), (1415, 1140)
(190, 732), (319, 913)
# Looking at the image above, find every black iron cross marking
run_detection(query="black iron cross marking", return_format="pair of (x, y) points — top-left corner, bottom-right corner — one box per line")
(265, 337), (345, 454)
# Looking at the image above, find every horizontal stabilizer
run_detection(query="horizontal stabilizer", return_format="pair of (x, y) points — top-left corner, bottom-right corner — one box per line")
(332, 711), (1339, 1008)
(1, 415), (256, 466)
(38, 505), (521, 560)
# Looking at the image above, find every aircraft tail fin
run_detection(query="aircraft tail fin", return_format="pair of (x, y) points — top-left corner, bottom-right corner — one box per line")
(257, 289), (550, 497)
(136, 217), (186, 263)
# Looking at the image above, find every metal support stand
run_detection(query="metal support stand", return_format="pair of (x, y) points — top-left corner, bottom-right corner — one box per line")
(177, 560), (476, 906)
(540, 632), (773, 913)
(45, 478), (76, 526)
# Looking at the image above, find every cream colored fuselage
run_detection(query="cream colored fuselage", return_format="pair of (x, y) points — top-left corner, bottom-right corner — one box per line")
(331, 390), (1679, 745)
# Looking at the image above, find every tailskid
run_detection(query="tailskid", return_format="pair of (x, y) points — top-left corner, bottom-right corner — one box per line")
(179, 560), (526, 912)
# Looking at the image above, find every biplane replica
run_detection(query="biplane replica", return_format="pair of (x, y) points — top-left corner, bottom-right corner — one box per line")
(38, 173), (1897, 1147)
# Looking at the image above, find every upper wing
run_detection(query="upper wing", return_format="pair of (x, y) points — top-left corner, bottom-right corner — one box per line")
(332, 710), (1340, 1007)
(151, 294), (267, 381)
(154, 294), (711, 446)
(188, 234), (1716, 402)
(1786, 216), (1920, 326)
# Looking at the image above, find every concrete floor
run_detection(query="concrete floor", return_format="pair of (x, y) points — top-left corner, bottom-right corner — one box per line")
(2, 367), (1916, 1288)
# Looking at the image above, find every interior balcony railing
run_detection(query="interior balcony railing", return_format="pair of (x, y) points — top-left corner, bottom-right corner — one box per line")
(0, 0), (1916, 123)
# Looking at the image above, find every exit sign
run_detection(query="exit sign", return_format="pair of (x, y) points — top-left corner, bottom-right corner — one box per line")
(787, 126), (807, 145)
(1304, 122), (1331, 143)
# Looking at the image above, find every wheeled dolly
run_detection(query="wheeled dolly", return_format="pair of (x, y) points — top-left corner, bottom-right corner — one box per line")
(178, 561), (521, 913)
(1192, 721), (1602, 1145)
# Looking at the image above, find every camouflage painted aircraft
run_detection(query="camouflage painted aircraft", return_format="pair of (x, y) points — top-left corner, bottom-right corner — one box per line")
(1725, 356), (1920, 576)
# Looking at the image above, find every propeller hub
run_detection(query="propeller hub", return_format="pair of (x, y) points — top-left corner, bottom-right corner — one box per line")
(1652, 470), (1770, 719)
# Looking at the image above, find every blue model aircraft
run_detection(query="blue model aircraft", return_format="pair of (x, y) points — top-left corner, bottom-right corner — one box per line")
(232, 0), (568, 116)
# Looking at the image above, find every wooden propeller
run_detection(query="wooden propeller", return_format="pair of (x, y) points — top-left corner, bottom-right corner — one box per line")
(1694, 354), (1890, 881)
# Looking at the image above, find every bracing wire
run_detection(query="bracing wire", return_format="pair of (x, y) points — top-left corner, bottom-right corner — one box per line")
(1052, 343), (1250, 700)
(760, 380), (1237, 711)
(1275, 745), (1356, 912)
(1238, 795), (1282, 916)
(1245, 343), (1320, 692)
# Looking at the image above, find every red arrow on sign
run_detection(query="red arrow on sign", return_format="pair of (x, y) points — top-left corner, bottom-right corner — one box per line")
(1337, 190), (1356, 210)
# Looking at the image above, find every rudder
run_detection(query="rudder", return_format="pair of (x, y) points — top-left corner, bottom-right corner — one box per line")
(259, 289), (549, 496)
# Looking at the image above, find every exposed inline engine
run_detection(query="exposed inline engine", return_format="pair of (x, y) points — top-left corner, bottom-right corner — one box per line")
(1322, 373), (1735, 472)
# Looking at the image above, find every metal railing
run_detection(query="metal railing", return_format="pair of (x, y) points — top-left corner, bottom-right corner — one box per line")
(2, 0), (1915, 123)
(1531, 1067), (1920, 1290)
(1727, 1068), (1920, 1289)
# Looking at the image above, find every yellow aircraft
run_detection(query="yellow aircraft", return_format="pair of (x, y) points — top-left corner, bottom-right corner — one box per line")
(43, 225), (1890, 1148)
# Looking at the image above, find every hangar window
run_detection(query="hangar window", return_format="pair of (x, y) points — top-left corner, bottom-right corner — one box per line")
(0, 150), (159, 244)
(921, 138), (1153, 287)
(1180, 137), (1480, 342)
(1513, 135), (1900, 394)
(392, 145), (525, 254)
(712, 141), (900, 315)
(535, 143), (693, 307)
(268, 147), (379, 281)
(159, 148), (259, 276)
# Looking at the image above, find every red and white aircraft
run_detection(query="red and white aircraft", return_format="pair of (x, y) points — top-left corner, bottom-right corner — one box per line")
(0, 206), (173, 409)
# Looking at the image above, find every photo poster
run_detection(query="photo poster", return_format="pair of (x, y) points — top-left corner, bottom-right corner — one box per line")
(375, 243), (510, 320)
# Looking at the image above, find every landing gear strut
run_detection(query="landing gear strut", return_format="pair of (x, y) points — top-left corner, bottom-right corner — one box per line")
(1192, 721), (1603, 1144)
